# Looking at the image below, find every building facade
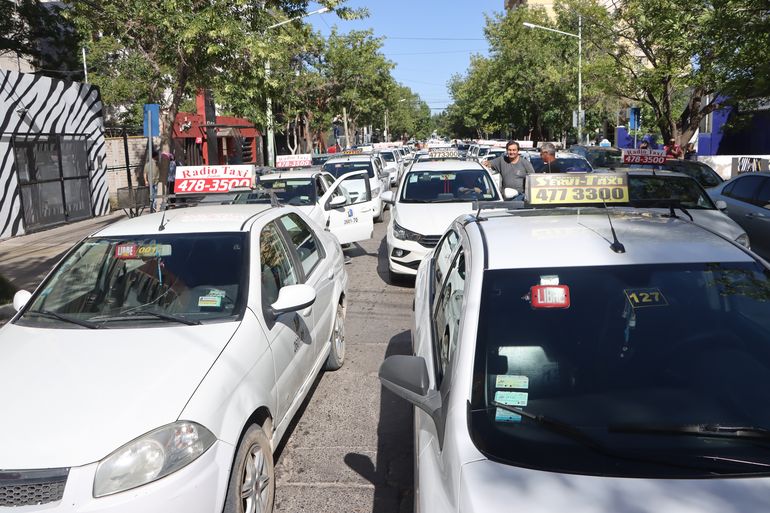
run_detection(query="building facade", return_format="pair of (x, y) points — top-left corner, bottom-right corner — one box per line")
(0, 69), (110, 240)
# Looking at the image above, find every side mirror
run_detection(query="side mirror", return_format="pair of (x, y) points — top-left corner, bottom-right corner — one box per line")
(715, 200), (727, 211)
(379, 355), (442, 420)
(13, 290), (32, 312)
(381, 190), (395, 205)
(503, 188), (519, 200)
(327, 195), (347, 210)
(270, 284), (316, 315)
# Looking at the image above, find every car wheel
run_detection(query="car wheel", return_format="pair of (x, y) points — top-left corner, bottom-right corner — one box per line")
(223, 424), (275, 513)
(325, 303), (345, 370)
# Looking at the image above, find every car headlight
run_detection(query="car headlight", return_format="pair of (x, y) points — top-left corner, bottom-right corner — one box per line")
(93, 421), (216, 497)
(393, 221), (422, 242)
(736, 233), (751, 249)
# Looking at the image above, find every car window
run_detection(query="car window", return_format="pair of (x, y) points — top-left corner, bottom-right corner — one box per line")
(381, 152), (395, 162)
(470, 261), (770, 477)
(433, 230), (460, 292)
(725, 175), (763, 202)
(401, 169), (499, 203)
(628, 175), (716, 209)
(19, 233), (247, 326)
(755, 178), (770, 209)
(260, 222), (298, 308)
(433, 251), (466, 385)
(278, 213), (323, 276)
(336, 173), (371, 206)
(258, 178), (316, 206)
(322, 174), (335, 189)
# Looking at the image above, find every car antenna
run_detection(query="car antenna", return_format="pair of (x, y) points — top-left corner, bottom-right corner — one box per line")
(158, 205), (168, 231)
(602, 201), (626, 253)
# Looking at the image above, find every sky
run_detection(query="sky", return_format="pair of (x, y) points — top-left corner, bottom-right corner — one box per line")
(308, 0), (506, 112)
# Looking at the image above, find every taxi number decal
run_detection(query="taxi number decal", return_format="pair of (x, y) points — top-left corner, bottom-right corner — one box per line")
(624, 288), (668, 308)
(495, 375), (529, 389)
(494, 390), (528, 407)
(528, 173), (629, 205)
(343, 217), (359, 225)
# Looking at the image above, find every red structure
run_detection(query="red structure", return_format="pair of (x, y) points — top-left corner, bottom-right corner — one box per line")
(172, 91), (263, 166)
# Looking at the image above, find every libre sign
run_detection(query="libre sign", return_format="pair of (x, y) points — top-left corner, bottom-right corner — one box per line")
(276, 154), (312, 168)
(621, 149), (666, 165)
(174, 165), (255, 194)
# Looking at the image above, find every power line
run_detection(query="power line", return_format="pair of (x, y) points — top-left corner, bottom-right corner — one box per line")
(384, 49), (487, 56)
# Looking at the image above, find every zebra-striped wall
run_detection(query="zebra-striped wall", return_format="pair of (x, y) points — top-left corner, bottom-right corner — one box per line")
(0, 69), (110, 240)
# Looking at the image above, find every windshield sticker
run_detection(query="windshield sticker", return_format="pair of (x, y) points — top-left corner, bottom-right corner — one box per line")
(115, 243), (138, 259)
(198, 296), (223, 308)
(496, 375), (529, 390)
(624, 288), (668, 308)
(136, 244), (172, 258)
(494, 391), (528, 407)
(495, 408), (522, 423)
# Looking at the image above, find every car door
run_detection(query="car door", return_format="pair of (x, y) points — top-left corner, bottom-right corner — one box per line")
(746, 177), (770, 259)
(276, 212), (333, 369)
(721, 175), (765, 237)
(319, 170), (375, 244)
(256, 220), (306, 423)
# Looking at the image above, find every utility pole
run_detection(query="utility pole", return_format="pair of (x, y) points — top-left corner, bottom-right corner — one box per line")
(265, 59), (275, 167)
(343, 106), (350, 149)
(384, 109), (389, 142)
(82, 47), (88, 83)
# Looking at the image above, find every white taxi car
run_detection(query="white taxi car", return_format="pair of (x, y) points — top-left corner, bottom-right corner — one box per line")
(382, 159), (501, 281)
(322, 154), (389, 222)
(380, 175), (770, 513)
(0, 204), (349, 512)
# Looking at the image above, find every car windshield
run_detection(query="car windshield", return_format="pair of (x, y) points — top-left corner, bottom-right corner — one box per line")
(470, 262), (770, 477)
(400, 169), (499, 203)
(17, 233), (247, 327)
(311, 154), (333, 165)
(661, 161), (723, 188)
(257, 177), (317, 206)
(478, 147), (490, 156)
(323, 161), (375, 178)
(628, 175), (716, 209)
(585, 149), (623, 168)
(529, 157), (593, 173)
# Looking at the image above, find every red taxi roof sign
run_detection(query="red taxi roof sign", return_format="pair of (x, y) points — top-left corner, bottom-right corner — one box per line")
(530, 285), (571, 309)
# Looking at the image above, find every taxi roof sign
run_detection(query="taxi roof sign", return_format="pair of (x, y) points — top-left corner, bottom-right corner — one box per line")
(526, 172), (629, 206)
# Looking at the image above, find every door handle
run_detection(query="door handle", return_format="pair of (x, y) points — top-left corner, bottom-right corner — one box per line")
(361, 208), (373, 213)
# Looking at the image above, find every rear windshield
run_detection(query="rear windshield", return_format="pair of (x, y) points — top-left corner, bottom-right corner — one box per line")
(323, 161), (375, 178)
(255, 177), (317, 206)
(400, 169), (499, 203)
(628, 175), (716, 209)
(661, 161), (723, 188)
(381, 152), (395, 162)
(585, 149), (623, 168)
(528, 157), (593, 173)
(17, 233), (247, 327)
(470, 262), (770, 478)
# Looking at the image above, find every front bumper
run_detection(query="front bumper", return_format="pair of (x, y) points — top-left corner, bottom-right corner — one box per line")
(2, 440), (235, 513)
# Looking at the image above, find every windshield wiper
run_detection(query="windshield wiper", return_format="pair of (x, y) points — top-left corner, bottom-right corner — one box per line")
(25, 309), (100, 329)
(94, 310), (201, 326)
(610, 423), (770, 441)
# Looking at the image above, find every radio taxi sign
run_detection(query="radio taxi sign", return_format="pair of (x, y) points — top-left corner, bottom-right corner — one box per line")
(276, 153), (312, 168)
(527, 173), (629, 205)
(174, 164), (255, 194)
(621, 148), (666, 165)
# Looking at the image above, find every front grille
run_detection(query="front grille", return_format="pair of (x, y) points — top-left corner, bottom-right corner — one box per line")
(419, 235), (441, 248)
(0, 468), (69, 507)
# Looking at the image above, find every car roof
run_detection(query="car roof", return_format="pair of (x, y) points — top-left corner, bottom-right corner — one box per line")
(599, 168), (691, 179)
(410, 159), (485, 172)
(325, 154), (372, 164)
(260, 169), (323, 179)
(94, 204), (275, 236)
(475, 208), (752, 270)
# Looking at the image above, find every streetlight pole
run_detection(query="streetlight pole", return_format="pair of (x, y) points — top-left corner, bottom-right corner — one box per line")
(264, 7), (329, 166)
(523, 16), (583, 144)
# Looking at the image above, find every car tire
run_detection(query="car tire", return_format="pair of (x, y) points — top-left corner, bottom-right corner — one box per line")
(325, 303), (346, 370)
(223, 424), (275, 513)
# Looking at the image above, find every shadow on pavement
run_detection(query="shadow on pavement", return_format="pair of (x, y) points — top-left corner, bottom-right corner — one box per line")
(274, 371), (324, 463)
(375, 236), (415, 289)
(344, 329), (414, 513)
(0, 249), (69, 292)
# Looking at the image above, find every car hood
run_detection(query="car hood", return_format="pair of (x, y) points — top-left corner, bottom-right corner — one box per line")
(0, 321), (239, 469)
(642, 208), (746, 243)
(460, 459), (770, 513)
(394, 202), (481, 236)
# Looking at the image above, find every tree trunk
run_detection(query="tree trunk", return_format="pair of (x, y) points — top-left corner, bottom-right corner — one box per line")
(161, 62), (189, 155)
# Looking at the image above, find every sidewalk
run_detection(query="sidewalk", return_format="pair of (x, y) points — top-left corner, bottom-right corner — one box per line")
(0, 211), (126, 296)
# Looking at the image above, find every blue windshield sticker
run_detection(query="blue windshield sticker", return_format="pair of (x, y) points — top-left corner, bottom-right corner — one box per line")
(495, 408), (522, 423)
(496, 375), (529, 389)
(494, 391), (528, 407)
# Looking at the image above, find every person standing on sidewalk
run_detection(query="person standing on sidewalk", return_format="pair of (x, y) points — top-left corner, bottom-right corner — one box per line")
(166, 153), (177, 204)
(144, 151), (160, 213)
(482, 140), (534, 199)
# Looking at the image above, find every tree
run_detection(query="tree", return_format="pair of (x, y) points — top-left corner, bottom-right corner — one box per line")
(63, 0), (359, 152)
(560, 0), (770, 145)
(1, 0), (80, 77)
